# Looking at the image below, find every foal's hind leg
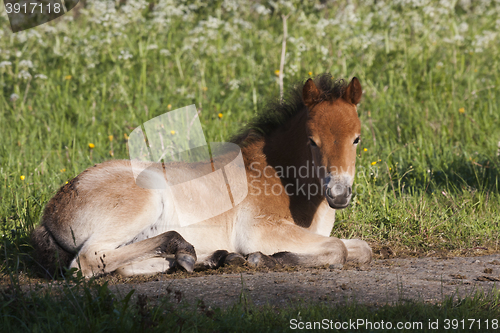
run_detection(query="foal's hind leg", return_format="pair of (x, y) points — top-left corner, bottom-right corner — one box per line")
(71, 231), (196, 277)
(115, 257), (174, 277)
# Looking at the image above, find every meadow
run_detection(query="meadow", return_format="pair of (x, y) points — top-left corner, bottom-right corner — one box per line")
(1, 0), (500, 331)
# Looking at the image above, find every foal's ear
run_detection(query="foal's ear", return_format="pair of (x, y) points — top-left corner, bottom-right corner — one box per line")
(303, 78), (321, 106)
(342, 77), (362, 105)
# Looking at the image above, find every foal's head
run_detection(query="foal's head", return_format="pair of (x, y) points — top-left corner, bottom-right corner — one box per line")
(303, 77), (362, 209)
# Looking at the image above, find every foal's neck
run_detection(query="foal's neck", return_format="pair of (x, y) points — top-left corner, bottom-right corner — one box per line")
(262, 108), (325, 228)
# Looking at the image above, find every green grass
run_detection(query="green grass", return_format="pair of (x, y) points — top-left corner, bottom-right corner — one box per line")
(2, 274), (500, 332)
(1, 0), (500, 329)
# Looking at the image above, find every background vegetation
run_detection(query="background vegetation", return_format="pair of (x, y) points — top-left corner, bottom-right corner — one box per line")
(0, 0), (499, 330)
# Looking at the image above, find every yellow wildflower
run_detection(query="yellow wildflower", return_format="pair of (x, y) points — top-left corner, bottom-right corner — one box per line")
(371, 161), (377, 166)
(64, 75), (72, 80)
(20, 175), (25, 180)
(108, 135), (114, 142)
(459, 107), (465, 114)
(474, 69), (478, 73)
(308, 71), (312, 76)
(124, 133), (129, 140)
(60, 168), (66, 173)
(363, 148), (368, 152)
(88, 143), (95, 149)
(218, 113), (223, 119)
(109, 150), (114, 157)
(167, 104), (172, 110)
(171, 130), (176, 135)
(274, 70), (280, 76)
(202, 87), (208, 92)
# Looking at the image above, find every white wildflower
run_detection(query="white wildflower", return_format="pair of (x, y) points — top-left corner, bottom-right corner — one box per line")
(316, 18), (331, 36)
(160, 49), (171, 56)
(0, 61), (12, 69)
(458, 22), (469, 33)
(314, 3), (326, 10)
(233, 18), (252, 30)
(34, 74), (47, 79)
(176, 86), (186, 95)
(18, 70), (32, 80)
(288, 63), (299, 76)
(18, 60), (33, 68)
(146, 44), (158, 50)
(343, 4), (359, 24)
(229, 79), (240, 90)
(203, 16), (223, 30)
(320, 45), (329, 60)
(222, 0), (239, 12)
(472, 30), (497, 53)
(269, 0), (295, 13)
(118, 50), (133, 60)
(439, 0), (455, 10)
(10, 93), (19, 102)
(225, 43), (242, 52)
(459, 0), (471, 10)
(423, 5), (437, 17)
(254, 4), (271, 15)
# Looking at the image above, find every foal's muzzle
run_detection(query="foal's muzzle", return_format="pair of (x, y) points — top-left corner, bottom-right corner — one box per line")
(325, 182), (352, 209)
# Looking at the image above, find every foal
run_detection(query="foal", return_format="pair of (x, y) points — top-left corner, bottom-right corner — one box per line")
(32, 74), (371, 277)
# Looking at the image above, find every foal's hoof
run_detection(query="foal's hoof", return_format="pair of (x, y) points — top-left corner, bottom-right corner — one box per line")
(176, 253), (196, 272)
(247, 252), (278, 268)
(224, 253), (246, 267)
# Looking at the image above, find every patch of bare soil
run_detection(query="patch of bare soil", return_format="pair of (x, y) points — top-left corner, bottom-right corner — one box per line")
(83, 254), (500, 308)
(10, 252), (500, 309)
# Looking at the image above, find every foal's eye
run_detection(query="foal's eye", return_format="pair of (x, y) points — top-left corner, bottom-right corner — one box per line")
(353, 136), (360, 145)
(309, 138), (317, 147)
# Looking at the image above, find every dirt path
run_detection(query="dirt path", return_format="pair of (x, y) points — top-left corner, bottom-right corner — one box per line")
(100, 254), (500, 308)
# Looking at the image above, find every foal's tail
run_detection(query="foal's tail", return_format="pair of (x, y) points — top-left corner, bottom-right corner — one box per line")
(31, 224), (74, 278)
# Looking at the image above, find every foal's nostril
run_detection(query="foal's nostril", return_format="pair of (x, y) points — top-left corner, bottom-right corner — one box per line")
(345, 186), (352, 197)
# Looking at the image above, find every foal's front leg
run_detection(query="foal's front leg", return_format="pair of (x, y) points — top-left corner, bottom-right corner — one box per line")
(194, 250), (246, 271)
(248, 239), (373, 268)
(341, 239), (372, 264)
(236, 219), (349, 268)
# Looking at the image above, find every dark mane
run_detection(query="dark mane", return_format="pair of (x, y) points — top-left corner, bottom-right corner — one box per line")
(230, 73), (347, 145)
